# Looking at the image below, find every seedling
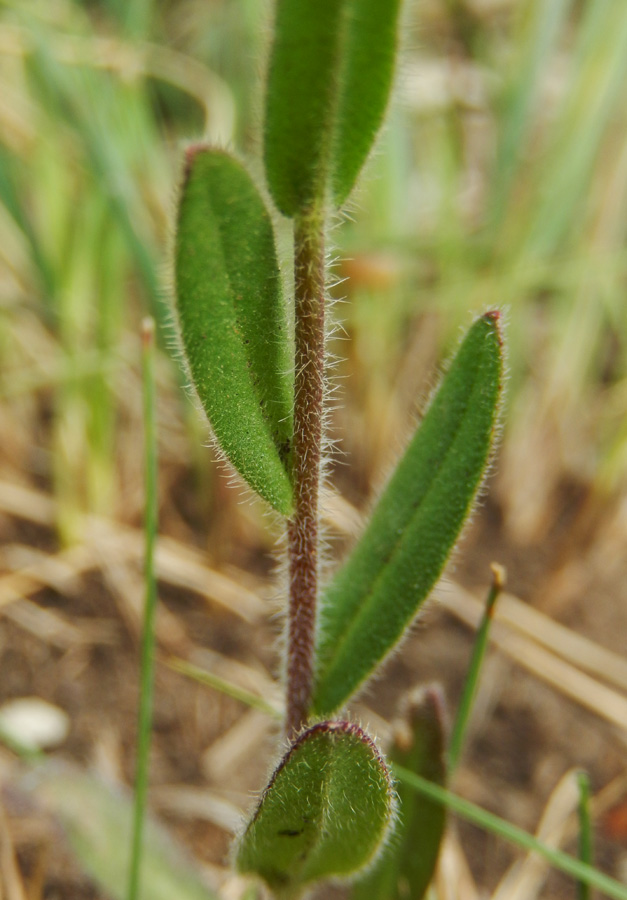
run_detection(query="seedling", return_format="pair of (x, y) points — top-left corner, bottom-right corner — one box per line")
(173, 1), (503, 897)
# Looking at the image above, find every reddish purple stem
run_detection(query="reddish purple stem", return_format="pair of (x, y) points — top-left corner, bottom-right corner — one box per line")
(286, 210), (326, 738)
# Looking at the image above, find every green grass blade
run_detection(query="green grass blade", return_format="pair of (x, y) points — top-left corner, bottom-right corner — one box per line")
(352, 686), (447, 900)
(24, 41), (168, 331)
(127, 319), (159, 900)
(175, 147), (294, 514)
(313, 312), (504, 715)
(166, 657), (283, 720)
(577, 771), (593, 900)
(523, 0), (627, 259)
(331, 0), (403, 207)
(448, 563), (505, 771)
(0, 143), (56, 304)
(394, 767), (627, 900)
(235, 721), (395, 896)
(488, 0), (573, 231)
(87, 216), (126, 515)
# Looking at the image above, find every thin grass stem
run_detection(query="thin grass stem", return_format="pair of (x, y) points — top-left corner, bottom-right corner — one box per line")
(393, 766), (627, 900)
(127, 318), (158, 900)
(166, 657), (283, 720)
(578, 770), (593, 900)
(448, 562), (506, 771)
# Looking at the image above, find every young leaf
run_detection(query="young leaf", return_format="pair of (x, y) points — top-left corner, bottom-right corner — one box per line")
(235, 721), (395, 896)
(331, 0), (403, 208)
(313, 312), (504, 715)
(352, 685), (447, 900)
(264, 0), (402, 216)
(264, 0), (344, 217)
(175, 147), (294, 514)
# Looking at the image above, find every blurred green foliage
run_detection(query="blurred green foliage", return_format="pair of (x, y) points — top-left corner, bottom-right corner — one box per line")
(1, 0), (627, 537)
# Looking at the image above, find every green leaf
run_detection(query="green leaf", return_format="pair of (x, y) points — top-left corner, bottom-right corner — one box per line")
(24, 41), (168, 331)
(264, 0), (402, 216)
(313, 312), (504, 715)
(352, 685), (447, 900)
(175, 146), (294, 514)
(331, 0), (403, 208)
(0, 143), (56, 304)
(264, 0), (343, 217)
(32, 767), (219, 900)
(235, 721), (395, 897)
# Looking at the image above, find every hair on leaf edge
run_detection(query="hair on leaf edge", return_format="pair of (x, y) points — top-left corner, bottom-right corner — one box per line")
(311, 310), (506, 715)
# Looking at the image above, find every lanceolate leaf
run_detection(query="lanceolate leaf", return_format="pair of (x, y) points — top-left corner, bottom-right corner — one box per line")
(352, 686), (447, 900)
(175, 147), (293, 514)
(235, 721), (395, 897)
(264, 0), (402, 216)
(313, 312), (504, 715)
(331, 0), (403, 208)
(264, 0), (344, 217)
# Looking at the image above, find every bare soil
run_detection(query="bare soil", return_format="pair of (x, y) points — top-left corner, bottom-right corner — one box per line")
(1, 377), (627, 900)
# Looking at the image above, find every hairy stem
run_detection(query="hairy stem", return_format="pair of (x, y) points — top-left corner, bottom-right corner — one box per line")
(286, 207), (326, 738)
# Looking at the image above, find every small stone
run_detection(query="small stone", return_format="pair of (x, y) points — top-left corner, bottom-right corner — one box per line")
(0, 697), (70, 750)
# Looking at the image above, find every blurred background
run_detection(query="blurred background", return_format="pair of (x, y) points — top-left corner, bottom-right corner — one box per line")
(2, 0), (627, 897)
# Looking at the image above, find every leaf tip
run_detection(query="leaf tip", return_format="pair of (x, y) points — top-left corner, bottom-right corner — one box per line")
(182, 142), (208, 182)
(406, 683), (448, 728)
(394, 683), (448, 755)
(481, 308), (505, 347)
